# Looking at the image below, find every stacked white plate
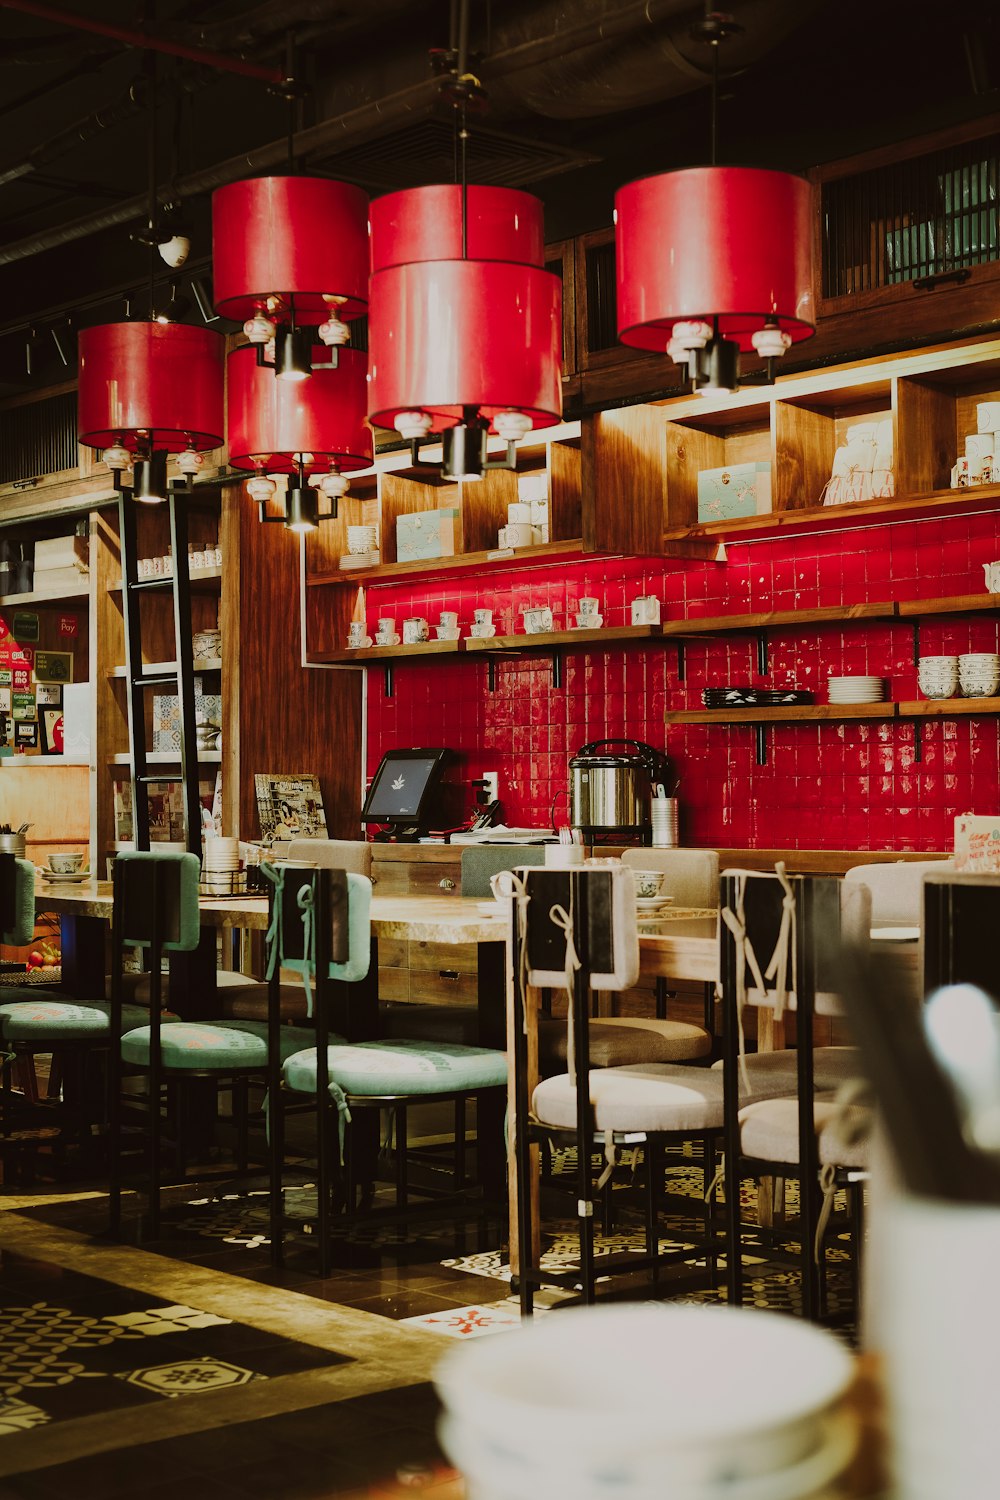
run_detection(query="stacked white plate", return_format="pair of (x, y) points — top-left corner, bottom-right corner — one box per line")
(958, 651), (1000, 697)
(436, 1305), (858, 1500)
(917, 654), (958, 699)
(827, 674), (884, 703)
(201, 837), (243, 895)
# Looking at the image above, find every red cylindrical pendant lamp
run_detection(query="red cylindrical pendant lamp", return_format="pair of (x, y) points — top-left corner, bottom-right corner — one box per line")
(227, 343), (371, 475)
(367, 184), (562, 475)
(78, 321), (224, 452)
(615, 167), (813, 386)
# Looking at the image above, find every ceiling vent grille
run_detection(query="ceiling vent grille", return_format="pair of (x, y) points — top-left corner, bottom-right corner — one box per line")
(0, 390), (77, 487)
(822, 134), (1000, 299)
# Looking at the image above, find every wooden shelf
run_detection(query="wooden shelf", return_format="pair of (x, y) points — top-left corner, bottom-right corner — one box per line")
(659, 601), (897, 637)
(0, 755), (88, 767)
(465, 624), (664, 653)
(107, 657), (222, 679)
(897, 695), (1000, 716)
(0, 580), (89, 608)
(307, 539), (587, 587)
(897, 591), (1000, 618)
(110, 566), (222, 593)
(309, 640), (463, 665)
(665, 703), (896, 725)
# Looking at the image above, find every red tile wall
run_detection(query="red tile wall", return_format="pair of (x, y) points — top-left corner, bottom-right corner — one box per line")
(361, 508), (1000, 851)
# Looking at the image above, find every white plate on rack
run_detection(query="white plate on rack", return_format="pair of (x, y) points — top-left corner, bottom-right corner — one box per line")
(39, 869), (91, 883)
(635, 895), (675, 910)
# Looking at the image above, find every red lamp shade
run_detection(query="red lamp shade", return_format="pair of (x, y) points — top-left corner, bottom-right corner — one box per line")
(226, 343), (372, 475)
(367, 259), (562, 434)
(213, 176), (369, 324)
(615, 167), (814, 352)
(369, 185), (545, 272)
(77, 321), (224, 451)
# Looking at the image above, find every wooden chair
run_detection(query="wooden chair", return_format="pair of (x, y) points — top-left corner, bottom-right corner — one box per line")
(273, 864), (509, 1274)
(719, 869), (870, 1323)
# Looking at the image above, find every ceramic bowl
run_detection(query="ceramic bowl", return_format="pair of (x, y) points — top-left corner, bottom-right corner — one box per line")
(631, 868), (665, 899)
(48, 851), (84, 874)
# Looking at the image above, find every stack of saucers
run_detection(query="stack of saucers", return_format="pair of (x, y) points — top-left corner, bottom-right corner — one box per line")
(828, 674), (884, 703)
(200, 837), (245, 896)
(917, 654), (958, 700)
(958, 651), (1000, 697)
(436, 1304), (858, 1500)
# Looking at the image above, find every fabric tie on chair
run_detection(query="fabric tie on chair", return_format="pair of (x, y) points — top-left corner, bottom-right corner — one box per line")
(720, 862), (797, 1095)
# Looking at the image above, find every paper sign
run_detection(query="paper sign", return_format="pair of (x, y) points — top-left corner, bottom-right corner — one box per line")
(35, 683), (62, 706)
(34, 651), (72, 684)
(0, 668), (11, 689)
(954, 815), (1000, 871)
(12, 690), (35, 721)
(11, 612), (38, 642)
(59, 615), (79, 638)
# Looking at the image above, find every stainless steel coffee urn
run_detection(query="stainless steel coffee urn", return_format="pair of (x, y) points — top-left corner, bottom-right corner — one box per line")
(569, 739), (667, 839)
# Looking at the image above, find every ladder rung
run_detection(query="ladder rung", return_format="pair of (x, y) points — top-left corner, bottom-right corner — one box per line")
(128, 576), (176, 592)
(133, 671), (179, 687)
(137, 772), (183, 784)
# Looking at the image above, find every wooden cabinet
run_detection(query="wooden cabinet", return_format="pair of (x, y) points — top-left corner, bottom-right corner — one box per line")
(371, 846), (475, 1009)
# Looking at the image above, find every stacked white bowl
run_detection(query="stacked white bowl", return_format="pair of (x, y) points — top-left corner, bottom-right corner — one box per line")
(436, 1305), (858, 1500)
(917, 654), (959, 699)
(201, 836), (244, 895)
(958, 651), (1000, 697)
(827, 674), (884, 703)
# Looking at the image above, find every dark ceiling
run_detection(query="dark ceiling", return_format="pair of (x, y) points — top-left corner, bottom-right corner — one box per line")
(0, 0), (995, 392)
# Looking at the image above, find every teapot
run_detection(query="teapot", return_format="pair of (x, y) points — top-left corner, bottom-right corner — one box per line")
(983, 562), (1000, 594)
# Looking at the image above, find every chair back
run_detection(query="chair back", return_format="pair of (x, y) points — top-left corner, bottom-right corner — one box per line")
(114, 850), (202, 952)
(286, 838), (372, 877)
(263, 863), (371, 985)
(460, 844), (545, 897)
(843, 858), (953, 926)
(922, 871), (1000, 999)
(621, 848), (719, 908)
(721, 869), (870, 1018)
(0, 855), (38, 947)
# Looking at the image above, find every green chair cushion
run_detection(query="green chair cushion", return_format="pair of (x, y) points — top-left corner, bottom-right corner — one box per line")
(117, 850), (202, 952)
(270, 870), (372, 986)
(120, 1018), (338, 1070)
(0, 1000), (178, 1040)
(283, 1038), (509, 1098)
(1, 858), (38, 948)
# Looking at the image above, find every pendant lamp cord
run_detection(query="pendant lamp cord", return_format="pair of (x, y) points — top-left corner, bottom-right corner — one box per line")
(710, 33), (719, 166)
(145, 1), (157, 324)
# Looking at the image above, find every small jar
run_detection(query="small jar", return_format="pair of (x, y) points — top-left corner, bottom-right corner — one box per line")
(189, 542), (205, 572)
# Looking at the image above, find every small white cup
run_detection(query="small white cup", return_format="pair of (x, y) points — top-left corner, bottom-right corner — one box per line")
(523, 606), (553, 634)
(49, 851), (84, 874)
(578, 596), (600, 615)
(347, 622), (367, 647)
(507, 501), (533, 524)
(474, 607), (493, 625)
(439, 610), (459, 629)
(631, 868), (665, 899)
(375, 630), (399, 647)
(498, 522), (535, 549)
(630, 595), (660, 625)
(378, 617), (396, 632)
(402, 617), (429, 644)
(544, 844), (584, 868)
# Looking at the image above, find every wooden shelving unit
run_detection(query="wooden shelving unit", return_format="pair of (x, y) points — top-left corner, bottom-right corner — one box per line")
(307, 538), (585, 588)
(664, 703), (896, 725)
(0, 580), (89, 608)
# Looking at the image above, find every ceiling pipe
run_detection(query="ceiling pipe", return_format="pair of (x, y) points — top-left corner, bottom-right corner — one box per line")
(0, 0), (288, 85)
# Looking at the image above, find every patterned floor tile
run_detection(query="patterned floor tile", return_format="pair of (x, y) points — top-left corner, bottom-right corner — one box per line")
(398, 1302), (524, 1338)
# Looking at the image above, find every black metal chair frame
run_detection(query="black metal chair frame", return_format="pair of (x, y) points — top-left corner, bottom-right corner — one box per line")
(512, 868), (724, 1315)
(720, 872), (865, 1324)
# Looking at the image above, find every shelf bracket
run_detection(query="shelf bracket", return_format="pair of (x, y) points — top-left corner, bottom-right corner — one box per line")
(487, 657), (496, 693)
(384, 663), (394, 699)
(676, 641), (686, 682)
(754, 724), (767, 766)
(756, 632), (769, 677)
(552, 650), (564, 689)
(912, 622), (920, 667)
(913, 719), (923, 764)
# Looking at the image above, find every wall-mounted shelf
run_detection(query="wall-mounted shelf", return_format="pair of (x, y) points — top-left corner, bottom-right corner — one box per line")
(107, 656), (222, 679)
(109, 750), (222, 766)
(307, 539), (587, 588)
(664, 703), (897, 725)
(111, 566), (222, 594)
(0, 580), (89, 608)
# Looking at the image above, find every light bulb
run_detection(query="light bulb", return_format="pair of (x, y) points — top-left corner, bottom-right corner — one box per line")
(102, 442), (131, 472)
(176, 447), (203, 476)
(319, 471), (349, 499)
(751, 324), (793, 360)
(244, 312), (276, 344)
(246, 475), (276, 503)
(394, 411), (433, 441)
(318, 314), (349, 347)
(494, 411), (532, 443)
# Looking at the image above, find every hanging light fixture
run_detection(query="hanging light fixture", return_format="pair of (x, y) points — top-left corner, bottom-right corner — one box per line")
(226, 340), (372, 532)
(77, 321), (224, 502)
(212, 177), (368, 377)
(367, 6), (562, 481)
(614, 11), (813, 394)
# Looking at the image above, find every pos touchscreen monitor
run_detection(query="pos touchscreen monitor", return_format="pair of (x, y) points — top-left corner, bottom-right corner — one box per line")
(361, 748), (452, 836)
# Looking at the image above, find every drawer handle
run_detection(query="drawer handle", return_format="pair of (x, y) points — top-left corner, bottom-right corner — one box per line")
(439, 970), (460, 981)
(439, 877), (456, 890)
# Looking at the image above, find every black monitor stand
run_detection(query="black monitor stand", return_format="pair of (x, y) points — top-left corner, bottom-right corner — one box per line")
(371, 825), (422, 843)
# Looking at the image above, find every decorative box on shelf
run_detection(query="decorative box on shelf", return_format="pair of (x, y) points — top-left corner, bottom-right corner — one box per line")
(396, 508), (459, 563)
(697, 462), (772, 522)
(152, 686), (222, 752)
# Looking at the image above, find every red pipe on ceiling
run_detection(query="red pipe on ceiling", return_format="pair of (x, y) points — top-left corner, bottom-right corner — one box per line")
(0, 0), (286, 85)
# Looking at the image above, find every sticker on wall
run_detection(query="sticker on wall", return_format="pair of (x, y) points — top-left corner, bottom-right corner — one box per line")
(59, 615), (79, 638)
(12, 690), (36, 721)
(36, 683), (62, 706)
(14, 719), (38, 751)
(34, 651), (72, 684)
(11, 611), (39, 643)
(12, 666), (31, 692)
(40, 710), (63, 755)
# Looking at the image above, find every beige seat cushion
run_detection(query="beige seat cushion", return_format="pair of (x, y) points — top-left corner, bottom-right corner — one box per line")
(540, 1015), (711, 1071)
(533, 1063), (724, 1134)
(712, 1046), (860, 1098)
(738, 1097), (871, 1169)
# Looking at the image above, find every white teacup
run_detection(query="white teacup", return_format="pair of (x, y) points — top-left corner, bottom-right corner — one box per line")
(439, 610), (459, 629)
(378, 617), (396, 633)
(474, 608), (493, 625)
(498, 522), (536, 549)
(49, 851), (84, 874)
(347, 621), (368, 647)
(578, 596), (600, 615)
(375, 630), (399, 647)
(402, 617), (429, 644)
(631, 868), (665, 899)
(523, 606), (553, 634)
(435, 625), (461, 641)
(507, 501), (532, 524)
(630, 595), (661, 625)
